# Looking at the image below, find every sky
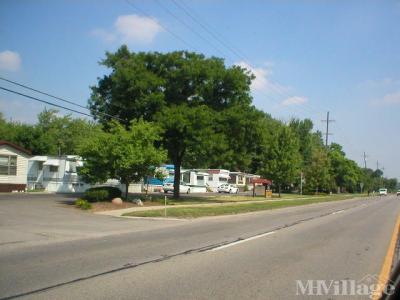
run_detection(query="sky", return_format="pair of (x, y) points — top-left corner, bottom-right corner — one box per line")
(0, 0), (399, 179)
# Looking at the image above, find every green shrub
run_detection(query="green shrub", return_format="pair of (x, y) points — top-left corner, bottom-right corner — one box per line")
(75, 199), (92, 210)
(84, 186), (122, 202)
(84, 190), (108, 202)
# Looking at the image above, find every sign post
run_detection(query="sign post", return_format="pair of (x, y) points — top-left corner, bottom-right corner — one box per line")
(164, 195), (167, 217)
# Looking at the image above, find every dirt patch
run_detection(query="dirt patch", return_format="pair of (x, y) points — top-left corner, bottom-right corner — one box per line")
(90, 202), (137, 212)
(90, 200), (164, 212)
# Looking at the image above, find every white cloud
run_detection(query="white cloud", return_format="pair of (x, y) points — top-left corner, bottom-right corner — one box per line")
(236, 61), (269, 91)
(115, 15), (162, 44)
(0, 50), (21, 72)
(235, 61), (289, 94)
(92, 14), (163, 44)
(281, 96), (308, 106)
(371, 91), (400, 106)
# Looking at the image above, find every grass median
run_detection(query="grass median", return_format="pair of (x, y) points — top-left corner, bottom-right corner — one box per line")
(123, 194), (365, 218)
(143, 193), (310, 206)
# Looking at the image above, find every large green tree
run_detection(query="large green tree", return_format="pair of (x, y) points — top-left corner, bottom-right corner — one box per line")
(89, 46), (254, 197)
(304, 146), (332, 194)
(259, 125), (301, 196)
(289, 118), (314, 166)
(78, 120), (166, 199)
(328, 143), (360, 192)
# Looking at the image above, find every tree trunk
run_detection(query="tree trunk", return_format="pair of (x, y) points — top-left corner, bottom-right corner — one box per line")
(173, 160), (181, 199)
(278, 184), (281, 198)
(124, 181), (129, 200)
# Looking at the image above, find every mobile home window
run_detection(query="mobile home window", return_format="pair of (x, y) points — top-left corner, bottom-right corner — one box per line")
(0, 155), (17, 175)
(49, 165), (58, 172)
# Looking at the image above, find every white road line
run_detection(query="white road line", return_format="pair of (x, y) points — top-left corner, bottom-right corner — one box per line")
(208, 231), (275, 252)
(208, 202), (371, 252)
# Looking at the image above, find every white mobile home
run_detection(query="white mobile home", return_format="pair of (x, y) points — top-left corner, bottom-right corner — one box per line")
(27, 156), (142, 194)
(27, 155), (90, 193)
(197, 169), (231, 192)
(181, 169), (209, 193)
(0, 141), (31, 192)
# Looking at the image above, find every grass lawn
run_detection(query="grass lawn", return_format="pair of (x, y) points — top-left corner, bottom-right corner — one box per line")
(139, 192), (325, 206)
(123, 194), (366, 218)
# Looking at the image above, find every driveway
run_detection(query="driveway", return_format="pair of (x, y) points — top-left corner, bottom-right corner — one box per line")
(0, 193), (179, 249)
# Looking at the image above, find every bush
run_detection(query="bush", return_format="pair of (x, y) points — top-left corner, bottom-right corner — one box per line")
(85, 190), (108, 202)
(84, 186), (122, 202)
(75, 199), (92, 210)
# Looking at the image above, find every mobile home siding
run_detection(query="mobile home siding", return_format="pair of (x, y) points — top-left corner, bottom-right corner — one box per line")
(0, 145), (30, 186)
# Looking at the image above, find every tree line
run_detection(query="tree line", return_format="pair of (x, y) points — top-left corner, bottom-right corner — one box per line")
(1, 45), (397, 197)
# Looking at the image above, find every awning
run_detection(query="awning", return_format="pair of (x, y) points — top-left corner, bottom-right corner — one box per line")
(218, 174), (231, 179)
(251, 178), (272, 185)
(43, 159), (60, 166)
(30, 156), (47, 162)
(196, 172), (209, 176)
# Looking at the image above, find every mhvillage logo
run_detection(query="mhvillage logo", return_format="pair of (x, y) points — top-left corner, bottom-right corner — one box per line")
(296, 274), (395, 298)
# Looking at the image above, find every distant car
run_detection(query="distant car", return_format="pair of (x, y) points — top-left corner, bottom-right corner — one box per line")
(397, 189), (400, 196)
(217, 184), (239, 194)
(163, 182), (191, 194)
(379, 188), (388, 196)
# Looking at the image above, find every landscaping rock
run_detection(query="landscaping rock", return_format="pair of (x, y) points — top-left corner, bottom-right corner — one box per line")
(133, 199), (143, 206)
(111, 197), (123, 205)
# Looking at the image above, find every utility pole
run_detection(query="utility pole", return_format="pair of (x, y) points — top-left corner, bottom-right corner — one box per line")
(300, 172), (304, 195)
(322, 111), (335, 147)
(376, 160), (379, 170)
(363, 152), (368, 169)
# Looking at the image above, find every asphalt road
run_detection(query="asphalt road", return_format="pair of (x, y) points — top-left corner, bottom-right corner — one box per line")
(0, 194), (399, 299)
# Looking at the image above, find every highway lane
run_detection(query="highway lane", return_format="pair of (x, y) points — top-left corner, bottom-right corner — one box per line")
(1, 195), (399, 299)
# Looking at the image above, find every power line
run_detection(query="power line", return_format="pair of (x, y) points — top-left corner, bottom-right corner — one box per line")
(125, 0), (199, 51)
(0, 76), (88, 110)
(154, 0), (228, 59)
(0, 86), (93, 118)
(0, 77), (126, 123)
(170, 0), (248, 61)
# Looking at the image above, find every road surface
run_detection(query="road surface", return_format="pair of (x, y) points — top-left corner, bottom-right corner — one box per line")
(0, 194), (399, 299)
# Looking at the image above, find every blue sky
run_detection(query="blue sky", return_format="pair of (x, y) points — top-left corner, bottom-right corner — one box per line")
(1, 0), (399, 178)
